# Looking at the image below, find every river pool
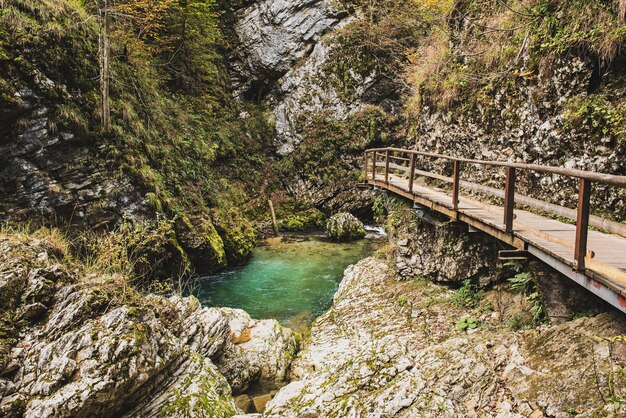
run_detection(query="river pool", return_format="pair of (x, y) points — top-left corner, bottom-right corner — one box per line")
(193, 229), (383, 332)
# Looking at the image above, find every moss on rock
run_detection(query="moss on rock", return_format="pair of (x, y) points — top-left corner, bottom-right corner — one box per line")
(174, 215), (226, 273)
(278, 208), (327, 232)
(326, 213), (366, 242)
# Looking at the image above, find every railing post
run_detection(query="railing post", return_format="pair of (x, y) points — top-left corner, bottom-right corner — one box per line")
(372, 151), (376, 180)
(452, 160), (460, 211)
(363, 151), (368, 181)
(384, 149), (390, 184)
(408, 153), (416, 194)
(575, 178), (592, 271)
(504, 167), (516, 233)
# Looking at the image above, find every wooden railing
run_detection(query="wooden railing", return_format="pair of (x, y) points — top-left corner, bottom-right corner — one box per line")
(364, 147), (626, 271)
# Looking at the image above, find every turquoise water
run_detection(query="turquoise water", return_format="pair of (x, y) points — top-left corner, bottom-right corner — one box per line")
(193, 233), (381, 332)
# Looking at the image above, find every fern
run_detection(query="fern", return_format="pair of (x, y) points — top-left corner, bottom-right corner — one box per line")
(508, 272), (533, 293)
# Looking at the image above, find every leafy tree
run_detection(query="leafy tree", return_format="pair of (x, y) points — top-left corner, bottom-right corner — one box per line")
(158, 0), (222, 93)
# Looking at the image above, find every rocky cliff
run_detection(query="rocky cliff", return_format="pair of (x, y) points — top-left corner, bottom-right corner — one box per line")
(229, 0), (625, 218)
(265, 257), (626, 417)
(1, 1), (625, 416)
(228, 0), (410, 214)
(0, 0), (269, 275)
(0, 230), (297, 417)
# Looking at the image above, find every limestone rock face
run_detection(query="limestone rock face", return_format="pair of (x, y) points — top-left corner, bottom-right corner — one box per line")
(231, 0), (349, 99)
(414, 56), (626, 216)
(394, 222), (501, 285)
(0, 94), (149, 227)
(0, 235), (297, 417)
(265, 257), (626, 417)
(392, 218), (605, 322)
(230, 0), (391, 156)
(213, 309), (299, 394)
(326, 213), (366, 242)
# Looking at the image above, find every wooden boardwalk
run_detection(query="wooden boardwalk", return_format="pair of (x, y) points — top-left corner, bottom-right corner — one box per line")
(364, 148), (626, 312)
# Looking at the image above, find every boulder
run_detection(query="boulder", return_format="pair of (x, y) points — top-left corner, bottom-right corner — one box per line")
(122, 354), (239, 418)
(213, 309), (298, 394)
(326, 213), (366, 242)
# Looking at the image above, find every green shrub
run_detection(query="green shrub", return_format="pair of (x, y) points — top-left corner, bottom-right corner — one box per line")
(507, 270), (546, 326)
(456, 316), (479, 331)
(564, 95), (625, 145)
(450, 279), (483, 309)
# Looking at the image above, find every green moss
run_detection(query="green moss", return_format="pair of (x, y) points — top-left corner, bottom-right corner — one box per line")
(204, 221), (226, 267)
(213, 208), (256, 264)
(278, 208), (327, 232)
(160, 354), (237, 418)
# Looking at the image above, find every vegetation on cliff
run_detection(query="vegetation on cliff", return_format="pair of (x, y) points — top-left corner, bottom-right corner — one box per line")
(405, 0), (626, 132)
(1, 0), (624, 275)
(0, 0), (276, 274)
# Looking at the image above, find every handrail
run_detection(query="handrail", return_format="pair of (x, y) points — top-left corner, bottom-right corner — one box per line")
(367, 147), (626, 187)
(364, 147), (626, 273)
(377, 160), (626, 237)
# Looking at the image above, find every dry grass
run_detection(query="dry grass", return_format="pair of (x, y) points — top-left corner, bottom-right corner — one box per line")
(616, 0), (626, 24)
(0, 218), (178, 286)
(404, 29), (449, 115)
(56, 104), (88, 135)
(404, 0), (626, 116)
(0, 221), (72, 262)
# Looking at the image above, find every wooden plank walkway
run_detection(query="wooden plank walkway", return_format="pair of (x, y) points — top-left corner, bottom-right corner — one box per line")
(364, 147), (626, 312)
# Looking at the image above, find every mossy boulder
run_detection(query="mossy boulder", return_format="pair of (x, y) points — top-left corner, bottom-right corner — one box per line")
(278, 208), (326, 232)
(213, 208), (257, 265)
(174, 215), (226, 273)
(326, 213), (366, 242)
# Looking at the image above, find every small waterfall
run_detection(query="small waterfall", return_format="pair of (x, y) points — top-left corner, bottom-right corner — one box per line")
(364, 225), (387, 239)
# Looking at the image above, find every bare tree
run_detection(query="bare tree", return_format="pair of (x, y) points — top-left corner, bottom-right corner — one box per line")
(97, 0), (111, 133)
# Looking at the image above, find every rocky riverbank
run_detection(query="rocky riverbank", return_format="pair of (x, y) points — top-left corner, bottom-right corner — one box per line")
(0, 231), (298, 417)
(2, 222), (626, 417)
(265, 257), (626, 417)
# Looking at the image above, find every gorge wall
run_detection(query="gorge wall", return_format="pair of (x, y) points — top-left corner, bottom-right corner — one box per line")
(1, 1), (625, 417)
(2, 0), (623, 275)
(0, 0), (270, 276)
(229, 0), (625, 219)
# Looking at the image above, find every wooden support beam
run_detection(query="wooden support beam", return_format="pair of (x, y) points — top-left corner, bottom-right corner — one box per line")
(372, 151), (376, 180)
(498, 250), (531, 261)
(452, 160), (460, 211)
(575, 178), (592, 271)
(504, 167), (516, 233)
(408, 153), (416, 194)
(363, 151), (368, 181)
(385, 150), (390, 183)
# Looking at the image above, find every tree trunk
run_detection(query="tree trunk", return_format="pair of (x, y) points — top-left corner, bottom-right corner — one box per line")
(99, 0), (111, 133)
(269, 199), (279, 236)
